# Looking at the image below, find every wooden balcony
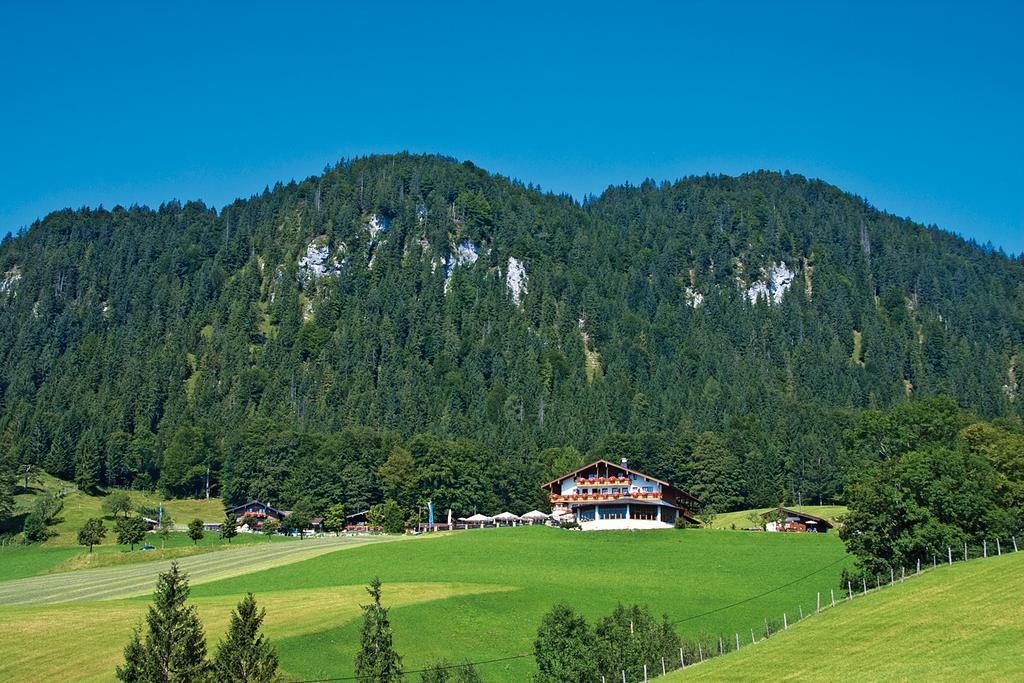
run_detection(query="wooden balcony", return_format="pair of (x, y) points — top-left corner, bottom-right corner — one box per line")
(550, 491), (662, 504)
(575, 476), (630, 486)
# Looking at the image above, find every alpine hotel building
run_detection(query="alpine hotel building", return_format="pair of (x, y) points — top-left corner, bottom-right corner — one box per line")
(543, 458), (701, 530)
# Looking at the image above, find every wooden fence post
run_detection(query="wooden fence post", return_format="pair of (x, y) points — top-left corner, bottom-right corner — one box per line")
(817, 592), (821, 612)
(680, 648), (685, 668)
(997, 538), (1001, 555)
(964, 541), (968, 561)
(862, 577), (867, 595)
(783, 612), (788, 629)
(1014, 537), (1018, 552)
(699, 643), (704, 662)
(901, 567), (905, 582)
(644, 664), (648, 683)
(984, 540), (987, 558)
(948, 547), (952, 565)
(764, 618), (769, 639)
(662, 657), (666, 676)
(917, 558), (920, 575)
(799, 605), (804, 620)
(736, 633), (740, 651)
(719, 636), (723, 655)
(890, 568), (894, 584)
(622, 669), (626, 683)
(751, 628), (756, 644)
(831, 589), (836, 607)
(847, 581), (853, 600)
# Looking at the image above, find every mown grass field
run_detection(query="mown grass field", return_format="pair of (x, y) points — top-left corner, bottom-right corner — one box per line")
(665, 549), (1024, 681)
(0, 525), (851, 682)
(709, 505), (848, 530)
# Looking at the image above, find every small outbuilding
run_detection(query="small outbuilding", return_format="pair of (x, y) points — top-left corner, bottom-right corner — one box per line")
(762, 507), (833, 533)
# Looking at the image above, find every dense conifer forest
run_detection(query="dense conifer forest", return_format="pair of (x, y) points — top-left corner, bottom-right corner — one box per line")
(1, 154), (1023, 518)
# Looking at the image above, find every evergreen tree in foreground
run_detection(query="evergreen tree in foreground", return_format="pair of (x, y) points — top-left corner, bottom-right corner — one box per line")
(355, 577), (404, 682)
(117, 562), (209, 682)
(211, 593), (279, 682)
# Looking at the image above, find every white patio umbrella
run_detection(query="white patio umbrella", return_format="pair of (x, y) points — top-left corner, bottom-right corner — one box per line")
(493, 511), (520, 522)
(464, 513), (493, 526)
(521, 510), (550, 524)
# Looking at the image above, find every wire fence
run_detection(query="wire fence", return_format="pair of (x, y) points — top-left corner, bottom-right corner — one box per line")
(288, 535), (1020, 683)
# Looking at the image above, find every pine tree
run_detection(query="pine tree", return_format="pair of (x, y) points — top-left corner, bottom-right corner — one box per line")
(354, 578), (404, 682)
(211, 593), (279, 682)
(117, 562), (209, 682)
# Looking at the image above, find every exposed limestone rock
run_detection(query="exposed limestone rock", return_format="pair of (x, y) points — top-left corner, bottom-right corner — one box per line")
(443, 240), (482, 293)
(298, 237), (346, 284)
(684, 287), (704, 308)
(0, 266), (21, 296)
(1005, 357), (1021, 401)
(367, 214), (389, 242)
(744, 261), (795, 305)
(506, 256), (528, 305)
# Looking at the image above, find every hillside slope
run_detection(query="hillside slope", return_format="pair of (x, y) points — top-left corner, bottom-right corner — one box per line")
(667, 551), (1024, 681)
(1, 154), (1023, 512)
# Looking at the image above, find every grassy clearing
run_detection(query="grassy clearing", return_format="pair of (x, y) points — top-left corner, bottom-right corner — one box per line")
(709, 505), (848, 531)
(10, 473), (227, 547)
(0, 526), (848, 681)
(666, 550), (1024, 681)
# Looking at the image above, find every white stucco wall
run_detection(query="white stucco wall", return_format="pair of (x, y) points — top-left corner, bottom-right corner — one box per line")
(579, 518), (673, 531)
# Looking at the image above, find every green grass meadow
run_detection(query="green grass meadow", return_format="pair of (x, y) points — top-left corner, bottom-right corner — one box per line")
(0, 525), (851, 681)
(665, 549), (1024, 682)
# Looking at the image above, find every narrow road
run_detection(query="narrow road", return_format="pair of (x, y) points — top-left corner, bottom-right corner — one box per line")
(0, 535), (397, 606)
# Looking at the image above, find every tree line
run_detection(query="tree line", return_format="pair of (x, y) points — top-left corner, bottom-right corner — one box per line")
(2, 154), (1023, 528)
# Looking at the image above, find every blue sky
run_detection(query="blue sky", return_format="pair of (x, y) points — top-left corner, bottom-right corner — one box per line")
(2, 1), (1021, 252)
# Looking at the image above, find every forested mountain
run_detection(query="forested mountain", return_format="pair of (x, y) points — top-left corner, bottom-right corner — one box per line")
(1, 154), (1023, 516)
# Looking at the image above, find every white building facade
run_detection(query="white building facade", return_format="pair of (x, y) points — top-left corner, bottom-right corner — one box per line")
(543, 459), (700, 530)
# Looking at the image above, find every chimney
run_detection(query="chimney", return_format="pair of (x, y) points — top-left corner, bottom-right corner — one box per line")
(621, 457), (628, 470)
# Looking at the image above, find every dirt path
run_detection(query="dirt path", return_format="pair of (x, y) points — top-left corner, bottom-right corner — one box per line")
(0, 535), (398, 605)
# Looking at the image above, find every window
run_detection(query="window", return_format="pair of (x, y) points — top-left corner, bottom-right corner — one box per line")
(577, 506), (596, 521)
(598, 506), (627, 520)
(631, 504), (659, 521)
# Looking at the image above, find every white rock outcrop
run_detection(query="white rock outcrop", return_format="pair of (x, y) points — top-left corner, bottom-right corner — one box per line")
(0, 267), (21, 295)
(443, 240), (482, 293)
(744, 261), (794, 305)
(366, 214), (389, 243)
(506, 257), (528, 305)
(298, 239), (345, 283)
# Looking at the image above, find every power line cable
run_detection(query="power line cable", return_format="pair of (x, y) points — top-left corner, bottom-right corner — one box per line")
(287, 554), (849, 682)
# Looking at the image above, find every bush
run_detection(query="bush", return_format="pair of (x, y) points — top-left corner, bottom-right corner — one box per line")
(533, 603), (598, 683)
(593, 604), (680, 682)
